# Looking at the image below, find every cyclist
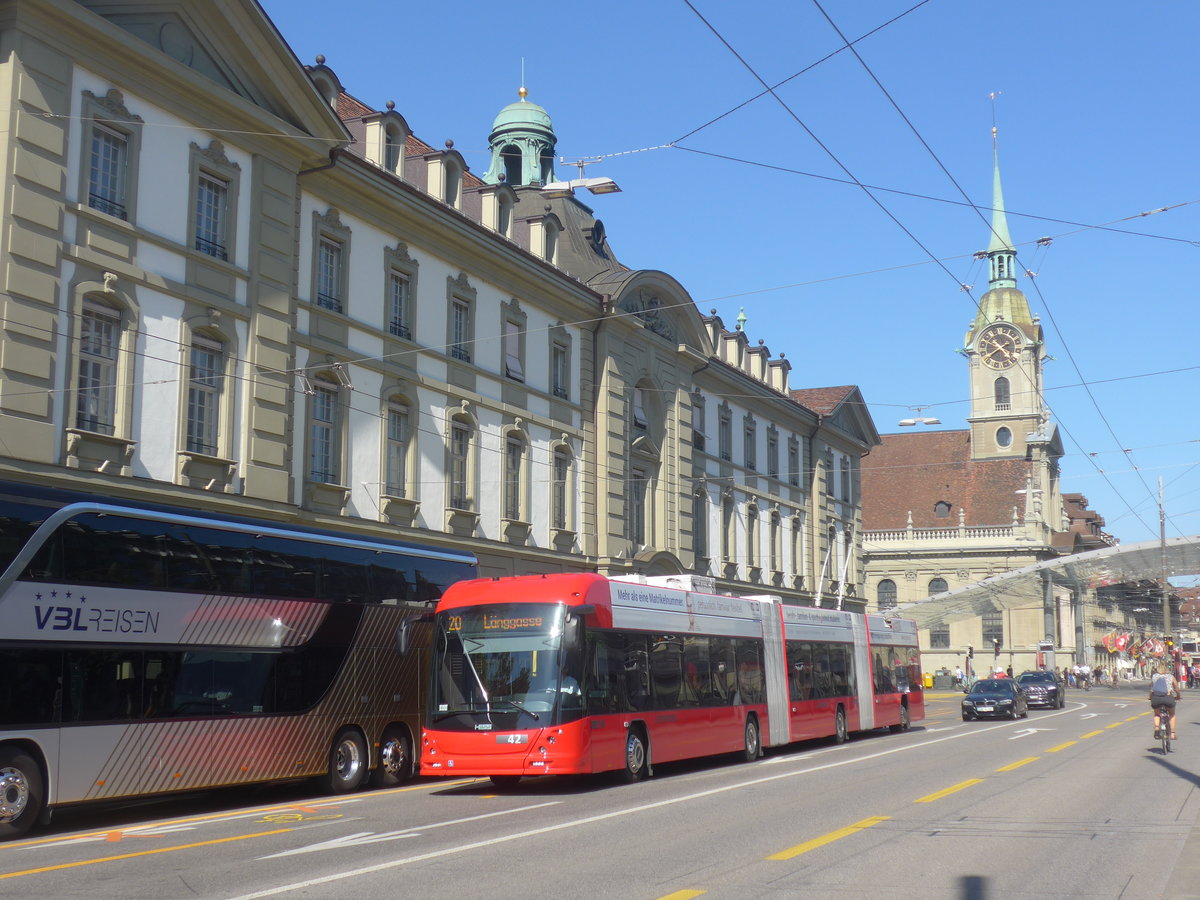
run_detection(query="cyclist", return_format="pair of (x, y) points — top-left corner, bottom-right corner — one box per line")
(1150, 665), (1181, 742)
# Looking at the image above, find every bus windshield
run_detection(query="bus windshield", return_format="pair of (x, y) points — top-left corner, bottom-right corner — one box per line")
(430, 603), (571, 730)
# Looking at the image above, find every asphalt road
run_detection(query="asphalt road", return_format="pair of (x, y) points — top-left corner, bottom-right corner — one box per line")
(2, 684), (1197, 899)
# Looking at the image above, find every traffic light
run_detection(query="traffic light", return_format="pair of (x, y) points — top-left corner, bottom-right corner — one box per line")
(968, 645), (974, 659)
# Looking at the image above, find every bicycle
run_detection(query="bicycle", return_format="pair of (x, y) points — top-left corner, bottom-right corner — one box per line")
(1154, 699), (1178, 753)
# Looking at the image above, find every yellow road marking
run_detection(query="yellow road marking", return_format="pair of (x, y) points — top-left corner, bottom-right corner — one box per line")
(995, 757), (1038, 772)
(767, 816), (890, 860)
(915, 779), (983, 803)
(0, 779), (477, 851)
(0, 828), (292, 880)
(1046, 741), (1077, 752)
(656, 891), (706, 900)
(1080, 730), (1104, 739)
(1105, 722), (1123, 729)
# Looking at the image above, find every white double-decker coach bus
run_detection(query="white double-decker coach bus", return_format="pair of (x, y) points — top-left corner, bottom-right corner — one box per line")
(0, 480), (476, 838)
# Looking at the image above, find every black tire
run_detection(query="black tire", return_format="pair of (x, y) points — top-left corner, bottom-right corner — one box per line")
(371, 726), (413, 788)
(1020, 707), (1029, 719)
(323, 728), (369, 793)
(962, 713), (971, 721)
(834, 707), (849, 744)
(1007, 707), (1018, 720)
(0, 748), (43, 840)
(489, 775), (522, 790)
(622, 728), (648, 782)
(890, 703), (911, 733)
(742, 716), (760, 762)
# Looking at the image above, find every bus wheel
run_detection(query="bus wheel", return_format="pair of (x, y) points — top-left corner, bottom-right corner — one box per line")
(323, 728), (368, 793)
(890, 703), (910, 733)
(834, 708), (848, 744)
(742, 716), (761, 762)
(622, 728), (648, 782)
(0, 748), (43, 839)
(372, 727), (413, 788)
(489, 775), (522, 790)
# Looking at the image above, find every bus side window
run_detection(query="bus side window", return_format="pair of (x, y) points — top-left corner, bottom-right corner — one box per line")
(810, 643), (831, 700)
(622, 634), (650, 711)
(711, 637), (736, 704)
(650, 636), (684, 708)
(787, 641), (812, 701)
(585, 634), (624, 715)
(735, 640), (764, 705)
(681, 636), (711, 706)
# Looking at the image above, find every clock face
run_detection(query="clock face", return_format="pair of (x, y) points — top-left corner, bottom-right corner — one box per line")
(979, 325), (1022, 369)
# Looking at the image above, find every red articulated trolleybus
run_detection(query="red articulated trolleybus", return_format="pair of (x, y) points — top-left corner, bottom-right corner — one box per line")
(417, 573), (923, 787)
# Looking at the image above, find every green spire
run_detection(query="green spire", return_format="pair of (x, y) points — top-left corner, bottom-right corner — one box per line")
(986, 127), (1017, 289)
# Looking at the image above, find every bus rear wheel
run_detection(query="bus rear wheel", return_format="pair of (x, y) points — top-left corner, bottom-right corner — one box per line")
(890, 703), (910, 733)
(742, 716), (761, 762)
(622, 728), (648, 782)
(323, 728), (368, 793)
(0, 748), (43, 839)
(372, 727), (413, 788)
(833, 708), (849, 744)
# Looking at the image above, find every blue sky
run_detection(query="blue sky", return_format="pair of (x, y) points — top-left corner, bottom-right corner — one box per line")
(261, 0), (1200, 552)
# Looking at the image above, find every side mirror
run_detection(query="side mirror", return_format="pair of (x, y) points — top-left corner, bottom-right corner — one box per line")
(563, 605), (594, 650)
(397, 612), (435, 655)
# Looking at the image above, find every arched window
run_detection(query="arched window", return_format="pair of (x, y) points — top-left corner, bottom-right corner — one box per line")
(448, 415), (474, 510)
(308, 375), (342, 484)
(185, 334), (224, 456)
(543, 219), (559, 264)
(994, 376), (1011, 410)
(383, 124), (404, 174)
(501, 144), (522, 186)
(552, 447), (574, 531)
(746, 504), (759, 570)
(929, 577), (948, 595)
(76, 297), (124, 435)
(934, 501), (951, 519)
(503, 430), (527, 522)
(877, 579), (897, 606)
(384, 396), (411, 497)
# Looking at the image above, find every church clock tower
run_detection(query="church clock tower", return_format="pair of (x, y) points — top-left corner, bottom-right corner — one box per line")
(964, 130), (1046, 460)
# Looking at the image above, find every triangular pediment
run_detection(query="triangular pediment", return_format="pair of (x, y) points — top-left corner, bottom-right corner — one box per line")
(816, 387), (881, 450)
(75, 0), (346, 140)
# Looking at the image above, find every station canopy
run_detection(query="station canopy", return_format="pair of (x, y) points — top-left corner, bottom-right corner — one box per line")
(893, 535), (1200, 628)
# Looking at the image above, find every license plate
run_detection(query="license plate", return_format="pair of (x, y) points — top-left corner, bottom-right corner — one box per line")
(977, 705), (993, 712)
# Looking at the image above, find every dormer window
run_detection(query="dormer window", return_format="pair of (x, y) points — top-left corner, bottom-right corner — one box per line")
(543, 220), (559, 264)
(383, 125), (404, 173)
(934, 501), (951, 519)
(444, 158), (462, 208)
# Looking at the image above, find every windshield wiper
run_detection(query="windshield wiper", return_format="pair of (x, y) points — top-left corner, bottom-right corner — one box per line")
(490, 698), (539, 720)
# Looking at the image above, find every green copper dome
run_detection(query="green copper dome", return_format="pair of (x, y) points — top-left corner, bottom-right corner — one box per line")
(483, 87), (558, 186)
(491, 100), (553, 135)
(489, 87), (554, 138)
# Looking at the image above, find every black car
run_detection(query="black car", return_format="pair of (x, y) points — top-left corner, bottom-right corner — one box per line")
(1016, 670), (1066, 709)
(962, 678), (1028, 720)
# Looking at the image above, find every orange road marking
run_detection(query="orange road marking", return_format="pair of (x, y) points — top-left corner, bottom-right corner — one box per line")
(0, 829), (292, 880)
(657, 891), (706, 899)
